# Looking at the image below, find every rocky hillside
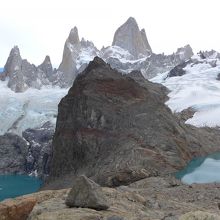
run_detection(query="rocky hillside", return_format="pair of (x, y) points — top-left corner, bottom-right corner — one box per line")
(48, 57), (220, 188)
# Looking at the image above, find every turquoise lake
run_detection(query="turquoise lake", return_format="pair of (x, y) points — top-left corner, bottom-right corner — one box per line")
(0, 175), (42, 201)
(176, 152), (220, 184)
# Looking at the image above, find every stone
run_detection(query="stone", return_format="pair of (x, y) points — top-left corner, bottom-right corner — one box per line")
(107, 216), (125, 220)
(179, 211), (220, 220)
(65, 175), (109, 210)
(29, 176), (220, 219)
(112, 17), (152, 58)
(0, 196), (36, 220)
(167, 60), (192, 78)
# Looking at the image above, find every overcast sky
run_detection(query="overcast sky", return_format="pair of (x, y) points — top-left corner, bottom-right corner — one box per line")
(0, 0), (220, 67)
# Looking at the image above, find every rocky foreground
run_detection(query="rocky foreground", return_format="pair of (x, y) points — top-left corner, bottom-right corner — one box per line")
(1, 175), (220, 220)
(1, 57), (220, 220)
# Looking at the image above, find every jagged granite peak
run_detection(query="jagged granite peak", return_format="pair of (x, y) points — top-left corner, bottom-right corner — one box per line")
(57, 27), (99, 87)
(68, 26), (80, 45)
(1, 46), (52, 92)
(58, 27), (81, 86)
(112, 17), (152, 59)
(176, 44), (194, 60)
(3, 46), (22, 76)
(38, 55), (53, 78)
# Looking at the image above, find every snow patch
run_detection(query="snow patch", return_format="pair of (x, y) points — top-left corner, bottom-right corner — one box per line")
(151, 59), (220, 127)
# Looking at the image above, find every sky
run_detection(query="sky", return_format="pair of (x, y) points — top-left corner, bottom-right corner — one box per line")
(0, 0), (220, 67)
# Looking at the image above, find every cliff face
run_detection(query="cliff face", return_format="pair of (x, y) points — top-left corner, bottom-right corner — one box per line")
(49, 57), (220, 187)
(112, 17), (152, 58)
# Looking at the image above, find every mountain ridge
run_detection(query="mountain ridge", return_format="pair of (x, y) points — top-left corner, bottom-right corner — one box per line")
(1, 17), (194, 92)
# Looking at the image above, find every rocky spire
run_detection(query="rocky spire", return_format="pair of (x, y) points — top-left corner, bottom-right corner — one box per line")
(176, 44), (194, 61)
(38, 55), (53, 77)
(1, 46), (53, 92)
(3, 46), (22, 76)
(68, 27), (80, 45)
(112, 17), (152, 59)
(140, 28), (152, 53)
(58, 27), (80, 85)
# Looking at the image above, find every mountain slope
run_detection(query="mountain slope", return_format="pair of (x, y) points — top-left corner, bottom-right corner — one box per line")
(152, 52), (220, 127)
(49, 57), (220, 188)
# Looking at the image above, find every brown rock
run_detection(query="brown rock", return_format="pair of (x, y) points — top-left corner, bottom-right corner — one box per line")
(0, 196), (36, 220)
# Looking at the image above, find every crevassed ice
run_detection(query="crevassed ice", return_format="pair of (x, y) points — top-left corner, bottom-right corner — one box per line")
(151, 59), (220, 127)
(0, 80), (68, 136)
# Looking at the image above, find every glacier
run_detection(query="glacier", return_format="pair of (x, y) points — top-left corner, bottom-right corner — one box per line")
(0, 80), (68, 135)
(151, 54), (220, 127)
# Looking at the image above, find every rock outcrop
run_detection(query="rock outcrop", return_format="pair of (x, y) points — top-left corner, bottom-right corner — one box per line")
(176, 44), (194, 61)
(179, 211), (220, 220)
(0, 196), (36, 220)
(0, 133), (29, 174)
(27, 176), (220, 219)
(112, 17), (152, 59)
(49, 57), (220, 188)
(0, 46), (53, 92)
(0, 122), (54, 178)
(65, 175), (109, 210)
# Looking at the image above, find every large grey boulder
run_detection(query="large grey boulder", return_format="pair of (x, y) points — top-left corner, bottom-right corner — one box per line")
(112, 17), (152, 59)
(65, 175), (109, 210)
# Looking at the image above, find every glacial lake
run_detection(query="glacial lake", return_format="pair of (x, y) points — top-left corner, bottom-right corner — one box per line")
(0, 175), (42, 201)
(176, 152), (220, 184)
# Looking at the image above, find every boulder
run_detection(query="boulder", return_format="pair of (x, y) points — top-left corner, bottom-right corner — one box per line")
(0, 196), (36, 220)
(179, 211), (220, 220)
(65, 175), (109, 210)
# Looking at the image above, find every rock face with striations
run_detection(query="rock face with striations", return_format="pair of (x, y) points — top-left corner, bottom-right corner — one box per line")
(112, 17), (152, 59)
(0, 46), (53, 92)
(0, 122), (54, 178)
(49, 57), (220, 188)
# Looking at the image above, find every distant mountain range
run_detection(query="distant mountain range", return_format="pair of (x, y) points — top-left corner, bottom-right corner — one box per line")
(0, 17), (193, 92)
(0, 68), (3, 72)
